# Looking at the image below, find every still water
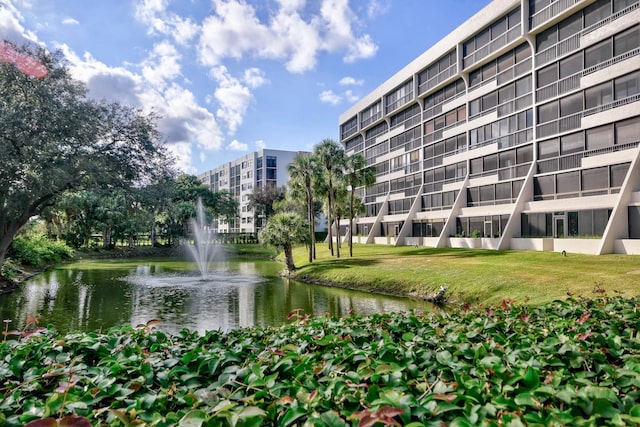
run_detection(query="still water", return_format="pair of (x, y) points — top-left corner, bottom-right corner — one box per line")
(0, 257), (434, 335)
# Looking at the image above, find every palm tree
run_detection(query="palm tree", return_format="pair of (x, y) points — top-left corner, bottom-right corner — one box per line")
(314, 139), (345, 257)
(344, 154), (376, 257)
(258, 212), (308, 272)
(287, 154), (321, 263)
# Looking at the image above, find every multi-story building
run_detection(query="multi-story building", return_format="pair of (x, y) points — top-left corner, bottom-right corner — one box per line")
(339, 0), (640, 254)
(199, 149), (310, 233)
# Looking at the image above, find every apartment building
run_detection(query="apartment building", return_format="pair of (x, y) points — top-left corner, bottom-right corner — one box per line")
(339, 0), (640, 254)
(199, 149), (309, 233)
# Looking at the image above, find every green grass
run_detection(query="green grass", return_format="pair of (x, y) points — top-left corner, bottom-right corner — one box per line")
(290, 244), (640, 305)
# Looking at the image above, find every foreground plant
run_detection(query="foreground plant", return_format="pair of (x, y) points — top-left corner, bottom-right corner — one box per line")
(1, 297), (640, 426)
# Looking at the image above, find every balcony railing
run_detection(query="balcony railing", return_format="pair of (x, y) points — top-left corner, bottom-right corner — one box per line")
(497, 93), (532, 117)
(463, 25), (521, 69)
(536, 47), (640, 103)
(497, 57), (532, 86)
(498, 163), (531, 180)
(386, 92), (414, 115)
(583, 93), (640, 117)
(529, 0), (583, 30)
(418, 63), (457, 95)
(536, 141), (640, 174)
(360, 111), (382, 129)
(536, 111), (582, 138)
(535, 3), (639, 67)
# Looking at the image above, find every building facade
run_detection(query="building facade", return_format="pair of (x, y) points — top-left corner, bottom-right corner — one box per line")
(199, 149), (310, 233)
(339, 0), (640, 254)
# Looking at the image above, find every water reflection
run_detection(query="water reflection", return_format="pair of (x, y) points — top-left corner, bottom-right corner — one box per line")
(0, 258), (434, 335)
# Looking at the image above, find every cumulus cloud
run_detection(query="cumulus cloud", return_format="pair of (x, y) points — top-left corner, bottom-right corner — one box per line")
(134, 0), (199, 46)
(62, 17), (78, 25)
(339, 76), (363, 86)
(141, 40), (182, 90)
(319, 90), (341, 105)
(198, 0), (378, 73)
(345, 89), (359, 103)
(0, 1), (39, 45)
(243, 67), (268, 89)
(255, 140), (266, 150)
(227, 140), (249, 151)
(211, 65), (254, 135)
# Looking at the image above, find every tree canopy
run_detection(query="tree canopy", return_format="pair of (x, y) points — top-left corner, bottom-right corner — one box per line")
(0, 43), (170, 266)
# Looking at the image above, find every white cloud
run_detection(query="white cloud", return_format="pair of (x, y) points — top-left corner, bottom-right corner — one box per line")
(62, 17), (79, 25)
(141, 40), (182, 90)
(345, 89), (359, 103)
(366, 0), (390, 18)
(166, 141), (195, 173)
(319, 90), (341, 105)
(0, 1), (39, 45)
(255, 140), (266, 150)
(211, 65), (254, 135)
(339, 76), (363, 86)
(243, 67), (268, 89)
(134, 0), (199, 46)
(198, 0), (378, 74)
(227, 140), (248, 151)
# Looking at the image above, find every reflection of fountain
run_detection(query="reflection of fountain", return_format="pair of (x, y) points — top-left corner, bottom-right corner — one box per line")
(185, 199), (221, 277)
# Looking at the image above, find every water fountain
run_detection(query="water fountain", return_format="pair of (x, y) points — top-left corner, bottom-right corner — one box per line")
(185, 199), (221, 277)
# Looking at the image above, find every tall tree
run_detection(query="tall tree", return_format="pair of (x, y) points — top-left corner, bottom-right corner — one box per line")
(258, 212), (308, 272)
(344, 154), (377, 257)
(0, 43), (169, 268)
(248, 182), (285, 229)
(287, 154), (322, 263)
(314, 139), (345, 257)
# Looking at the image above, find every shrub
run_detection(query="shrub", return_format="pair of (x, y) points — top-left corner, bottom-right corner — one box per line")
(9, 235), (74, 267)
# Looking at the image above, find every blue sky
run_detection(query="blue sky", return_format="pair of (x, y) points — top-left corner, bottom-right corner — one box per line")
(1, 0), (490, 175)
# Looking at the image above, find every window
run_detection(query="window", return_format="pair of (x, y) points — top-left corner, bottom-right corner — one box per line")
(584, 0), (611, 28)
(560, 92), (583, 117)
(616, 116), (640, 144)
(585, 82), (613, 109)
(537, 26), (557, 51)
(556, 171), (580, 194)
(587, 124), (614, 150)
(517, 144), (533, 163)
(614, 26), (639, 56)
(534, 175), (555, 197)
(611, 163), (630, 187)
(561, 132), (585, 154)
(614, 0), (636, 12)
(614, 71), (639, 99)
(585, 39), (612, 68)
(559, 52), (583, 78)
(558, 13), (582, 40)
(582, 166), (608, 191)
(538, 101), (558, 123)
(538, 138), (559, 159)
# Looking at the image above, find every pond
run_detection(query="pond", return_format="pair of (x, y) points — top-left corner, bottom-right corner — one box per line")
(0, 257), (435, 335)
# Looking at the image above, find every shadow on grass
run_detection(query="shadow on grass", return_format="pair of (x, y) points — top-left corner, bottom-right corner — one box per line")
(297, 257), (380, 273)
(395, 247), (510, 258)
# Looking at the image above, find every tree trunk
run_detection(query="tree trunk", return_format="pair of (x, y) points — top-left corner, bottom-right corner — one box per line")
(335, 216), (341, 258)
(150, 213), (157, 247)
(327, 177), (334, 256)
(306, 193), (313, 263)
(349, 190), (354, 257)
(284, 246), (296, 271)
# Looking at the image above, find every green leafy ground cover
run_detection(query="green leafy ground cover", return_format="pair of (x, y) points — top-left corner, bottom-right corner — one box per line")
(1, 297), (640, 426)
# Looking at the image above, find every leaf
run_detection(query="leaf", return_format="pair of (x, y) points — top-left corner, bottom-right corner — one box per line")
(238, 406), (266, 418)
(523, 367), (540, 389)
(58, 416), (93, 427)
(280, 406), (307, 426)
(178, 410), (206, 427)
(592, 398), (618, 419)
(24, 419), (57, 427)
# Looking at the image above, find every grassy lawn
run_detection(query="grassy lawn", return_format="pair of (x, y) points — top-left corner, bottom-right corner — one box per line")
(289, 243), (640, 305)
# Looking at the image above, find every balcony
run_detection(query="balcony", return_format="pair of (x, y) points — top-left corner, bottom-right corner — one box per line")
(535, 2), (640, 67)
(463, 26), (521, 70)
(536, 111), (582, 138)
(529, 0), (584, 30)
(418, 64), (457, 95)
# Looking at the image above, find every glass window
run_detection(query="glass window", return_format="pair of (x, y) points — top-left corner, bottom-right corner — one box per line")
(492, 18), (507, 38)
(480, 185), (495, 201)
(558, 13), (583, 41)
(538, 63), (558, 88)
(496, 182), (511, 200)
(585, 39), (612, 68)
(585, 82), (613, 109)
(561, 132), (585, 154)
(484, 153), (498, 171)
(483, 92), (498, 110)
(560, 92), (583, 116)
(508, 8), (521, 28)
(538, 101), (558, 123)
(614, 71), (639, 99)
(517, 144), (533, 163)
(538, 138), (559, 159)
(537, 26), (557, 51)
(611, 163), (630, 187)
(499, 84), (515, 103)
(560, 52), (583, 78)
(471, 158), (483, 174)
(534, 175), (555, 197)
(584, 0), (611, 28)
(469, 98), (481, 116)
(614, 26), (639, 56)
(476, 28), (491, 48)
(582, 166), (608, 191)
(497, 51), (514, 72)
(616, 116), (640, 144)
(586, 124), (614, 150)
(614, 0), (636, 12)
(579, 210), (594, 236)
(500, 149), (516, 167)
(556, 171), (580, 194)
(516, 75), (532, 96)
(593, 209), (610, 236)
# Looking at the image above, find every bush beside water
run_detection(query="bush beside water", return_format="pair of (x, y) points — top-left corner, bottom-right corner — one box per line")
(1, 297), (639, 426)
